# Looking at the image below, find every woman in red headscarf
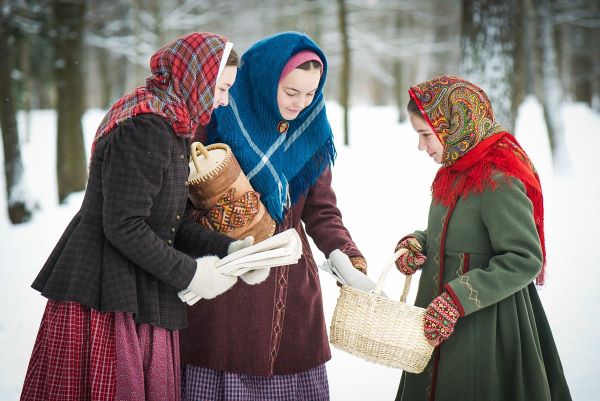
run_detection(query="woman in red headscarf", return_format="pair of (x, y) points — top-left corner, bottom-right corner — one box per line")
(393, 76), (572, 401)
(20, 32), (247, 401)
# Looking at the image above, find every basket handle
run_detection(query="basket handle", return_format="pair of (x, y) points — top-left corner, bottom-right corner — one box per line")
(374, 248), (412, 303)
(190, 141), (210, 174)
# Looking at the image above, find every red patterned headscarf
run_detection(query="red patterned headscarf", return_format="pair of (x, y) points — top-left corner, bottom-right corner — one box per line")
(92, 32), (228, 153)
(409, 76), (546, 285)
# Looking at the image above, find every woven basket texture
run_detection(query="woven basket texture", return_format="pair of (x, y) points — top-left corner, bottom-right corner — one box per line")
(329, 249), (434, 373)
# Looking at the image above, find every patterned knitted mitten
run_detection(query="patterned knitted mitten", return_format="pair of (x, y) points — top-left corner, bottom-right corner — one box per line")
(424, 292), (460, 347)
(394, 237), (426, 275)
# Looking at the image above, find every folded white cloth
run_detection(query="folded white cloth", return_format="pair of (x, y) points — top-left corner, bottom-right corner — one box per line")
(215, 229), (302, 276)
(320, 249), (384, 295)
(178, 229), (302, 305)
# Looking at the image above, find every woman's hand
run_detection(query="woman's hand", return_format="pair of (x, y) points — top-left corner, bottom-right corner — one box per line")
(423, 292), (460, 347)
(228, 236), (254, 254)
(179, 256), (238, 305)
(349, 256), (367, 275)
(394, 236), (426, 275)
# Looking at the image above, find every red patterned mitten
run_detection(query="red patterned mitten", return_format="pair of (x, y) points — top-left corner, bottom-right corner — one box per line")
(394, 237), (426, 275)
(423, 292), (460, 347)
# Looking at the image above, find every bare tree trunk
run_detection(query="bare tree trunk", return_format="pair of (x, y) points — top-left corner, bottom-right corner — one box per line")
(393, 11), (408, 123)
(416, 29), (435, 83)
(581, 21), (600, 112)
(536, 0), (571, 172)
(571, 25), (592, 104)
(96, 47), (113, 108)
(16, 34), (34, 143)
(555, 15), (572, 102)
(131, 0), (146, 90)
(461, 0), (520, 131)
(305, 0), (322, 45)
(53, 0), (88, 203)
(592, 38), (600, 113)
(150, 0), (165, 49)
(0, 19), (32, 224)
(515, 0), (536, 106)
(30, 37), (55, 110)
(393, 59), (405, 122)
(337, 0), (350, 146)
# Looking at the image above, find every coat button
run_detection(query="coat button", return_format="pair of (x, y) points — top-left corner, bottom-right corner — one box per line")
(170, 227), (176, 233)
(167, 239), (173, 246)
(184, 181), (189, 186)
(176, 214), (181, 220)
(180, 154), (185, 160)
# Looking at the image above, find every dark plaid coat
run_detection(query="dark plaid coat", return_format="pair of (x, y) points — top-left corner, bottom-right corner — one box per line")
(32, 114), (233, 330)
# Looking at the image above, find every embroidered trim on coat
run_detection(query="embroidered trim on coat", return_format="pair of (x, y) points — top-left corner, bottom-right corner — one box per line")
(432, 215), (445, 297)
(459, 274), (482, 308)
(456, 252), (470, 277)
(269, 265), (289, 370)
(456, 253), (465, 277)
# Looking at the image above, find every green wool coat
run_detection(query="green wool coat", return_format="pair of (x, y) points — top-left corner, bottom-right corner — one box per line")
(396, 177), (572, 401)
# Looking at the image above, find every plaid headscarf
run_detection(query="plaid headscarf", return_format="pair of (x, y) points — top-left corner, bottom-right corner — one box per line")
(409, 76), (547, 285)
(92, 32), (227, 153)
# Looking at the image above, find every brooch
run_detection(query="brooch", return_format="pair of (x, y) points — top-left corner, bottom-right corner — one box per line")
(277, 120), (289, 134)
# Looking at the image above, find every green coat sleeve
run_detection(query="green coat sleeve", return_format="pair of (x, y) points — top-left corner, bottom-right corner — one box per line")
(445, 178), (543, 316)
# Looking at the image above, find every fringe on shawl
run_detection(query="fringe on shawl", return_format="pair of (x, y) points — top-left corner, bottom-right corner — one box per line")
(432, 136), (546, 285)
(289, 136), (337, 204)
(261, 137), (336, 223)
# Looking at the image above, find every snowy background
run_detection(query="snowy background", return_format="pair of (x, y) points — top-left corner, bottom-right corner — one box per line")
(1, 99), (599, 400)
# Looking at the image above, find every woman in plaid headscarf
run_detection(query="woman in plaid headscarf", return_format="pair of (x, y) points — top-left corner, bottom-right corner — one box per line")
(21, 32), (246, 401)
(393, 76), (572, 401)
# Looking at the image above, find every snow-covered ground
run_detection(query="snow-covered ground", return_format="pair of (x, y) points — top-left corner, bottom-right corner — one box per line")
(1, 99), (598, 400)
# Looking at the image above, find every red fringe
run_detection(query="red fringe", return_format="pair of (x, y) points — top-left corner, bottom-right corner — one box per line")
(432, 133), (546, 285)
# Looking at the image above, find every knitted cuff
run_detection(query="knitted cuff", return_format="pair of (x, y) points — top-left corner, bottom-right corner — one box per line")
(444, 283), (465, 317)
(424, 292), (460, 347)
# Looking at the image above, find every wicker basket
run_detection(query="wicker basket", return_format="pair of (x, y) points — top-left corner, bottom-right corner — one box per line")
(330, 248), (434, 373)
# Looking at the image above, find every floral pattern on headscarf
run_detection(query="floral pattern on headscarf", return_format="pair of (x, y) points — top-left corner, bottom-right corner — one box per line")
(409, 76), (506, 166)
(408, 75), (546, 285)
(92, 32), (227, 153)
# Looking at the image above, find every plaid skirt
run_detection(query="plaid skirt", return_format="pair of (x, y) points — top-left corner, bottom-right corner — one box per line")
(181, 364), (329, 401)
(21, 300), (180, 401)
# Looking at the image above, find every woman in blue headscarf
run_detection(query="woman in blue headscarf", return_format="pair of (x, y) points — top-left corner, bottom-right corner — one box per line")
(179, 32), (367, 400)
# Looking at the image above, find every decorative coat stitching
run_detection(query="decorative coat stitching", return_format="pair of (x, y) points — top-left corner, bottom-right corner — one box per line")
(432, 215), (445, 297)
(459, 274), (482, 308)
(456, 252), (465, 277)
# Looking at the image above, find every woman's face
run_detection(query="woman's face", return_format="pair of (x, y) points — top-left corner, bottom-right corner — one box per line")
(277, 68), (321, 121)
(213, 66), (237, 109)
(409, 112), (444, 164)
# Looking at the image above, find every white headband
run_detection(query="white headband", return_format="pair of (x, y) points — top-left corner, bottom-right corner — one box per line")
(216, 42), (234, 82)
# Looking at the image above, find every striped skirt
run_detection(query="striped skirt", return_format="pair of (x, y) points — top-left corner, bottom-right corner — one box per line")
(181, 364), (330, 401)
(21, 300), (180, 401)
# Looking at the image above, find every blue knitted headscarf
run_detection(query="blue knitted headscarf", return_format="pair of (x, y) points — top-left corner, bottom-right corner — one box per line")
(207, 32), (336, 223)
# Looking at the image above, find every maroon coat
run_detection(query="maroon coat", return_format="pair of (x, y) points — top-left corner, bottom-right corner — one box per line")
(179, 168), (364, 376)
